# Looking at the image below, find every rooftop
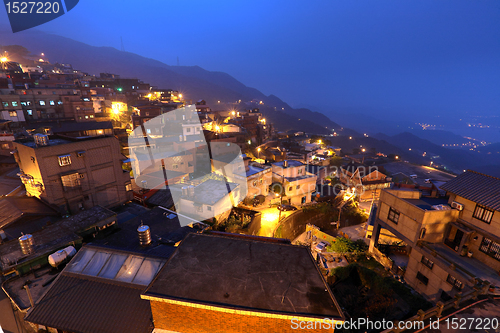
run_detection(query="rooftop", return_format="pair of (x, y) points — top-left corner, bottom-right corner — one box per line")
(0, 197), (59, 234)
(15, 134), (112, 149)
(189, 179), (239, 205)
(273, 160), (304, 168)
(404, 196), (451, 211)
(142, 233), (343, 319)
(440, 170), (500, 211)
(246, 163), (270, 178)
(24, 247), (159, 333)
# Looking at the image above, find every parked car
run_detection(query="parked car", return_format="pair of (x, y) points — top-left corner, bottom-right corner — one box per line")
(314, 241), (329, 252)
(277, 204), (298, 211)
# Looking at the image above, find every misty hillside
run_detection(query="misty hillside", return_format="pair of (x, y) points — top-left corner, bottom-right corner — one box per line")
(0, 29), (349, 135)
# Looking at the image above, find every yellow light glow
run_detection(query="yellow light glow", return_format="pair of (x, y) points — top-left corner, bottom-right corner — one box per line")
(179, 94), (183, 99)
(0, 57), (8, 63)
(215, 125), (220, 132)
(349, 136), (352, 140)
(232, 111), (236, 116)
(395, 156), (399, 159)
(362, 148), (366, 152)
(318, 140), (322, 144)
(257, 147), (261, 152)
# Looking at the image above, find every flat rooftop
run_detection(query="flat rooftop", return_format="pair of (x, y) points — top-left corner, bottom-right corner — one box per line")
(190, 179), (239, 205)
(382, 162), (456, 185)
(404, 196), (450, 211)
(143, 233), (343, 319)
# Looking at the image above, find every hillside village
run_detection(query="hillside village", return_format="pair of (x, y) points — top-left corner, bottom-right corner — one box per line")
(1, 47), (500, 333)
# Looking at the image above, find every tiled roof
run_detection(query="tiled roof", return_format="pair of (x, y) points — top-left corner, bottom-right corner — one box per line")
(440, 170), (500, 211)
(0, 197), (58, 230)
(25, 274), (153, 333)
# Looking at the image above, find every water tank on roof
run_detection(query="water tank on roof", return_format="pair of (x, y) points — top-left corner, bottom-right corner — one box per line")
(138, 224), (151, 246)
(48, 246), (76, 267)
(19, 234), (34, 255)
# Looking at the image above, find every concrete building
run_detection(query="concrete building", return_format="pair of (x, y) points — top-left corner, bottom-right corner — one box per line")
(272, 160), (317, 205)
(369, 170), (500, 303)
(13, 134), (132, 214)
(340, 161), (392, 202)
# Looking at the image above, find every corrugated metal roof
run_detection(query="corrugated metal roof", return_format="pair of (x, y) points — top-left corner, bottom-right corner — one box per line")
(25, 273), (153, 333)
(440, 170), (500, 211)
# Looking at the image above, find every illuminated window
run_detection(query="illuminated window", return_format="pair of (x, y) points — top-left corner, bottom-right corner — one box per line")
(49, 100), (55, 105)
(2, 102), (8, 107)
(58, 154), (72, 166)
(421, 256), (434, 269)
(446, 274), (463, 290)
(61, 173), (80, 188)
(8, 111), (17, 117)
(11, 101), (18, 107)
(388, 208), (400, 224)
(126, 183), (132, 191)
(480, 237), (500, 261)
(473, 204), (494, 224)
(39, 100), (45, 106)
(21, 101), (27, 106)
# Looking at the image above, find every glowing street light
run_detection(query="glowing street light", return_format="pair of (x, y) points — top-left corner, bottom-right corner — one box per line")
(215, 125), (220, 132)
(178, 94), (183, 99)
(318, 139), (322, 145)
(349, 136), (352, 140)
(0, 57), (7, 63)
(362, 148), (366, 152)
(257, 147), (261, 160)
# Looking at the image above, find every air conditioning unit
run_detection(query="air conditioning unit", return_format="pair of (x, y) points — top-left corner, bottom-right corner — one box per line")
(451, 201), (464, 211)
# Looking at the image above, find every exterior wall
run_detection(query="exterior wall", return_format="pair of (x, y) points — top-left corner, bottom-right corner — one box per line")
(272, 163), (306, 179)
(14, 136), (132, 213)
(178, 187), (240, 222)
(246, 168), (272, 199)
(405, 247), (472, 302)
(149, 300), (338, 333)
(284, 174), (317, 205)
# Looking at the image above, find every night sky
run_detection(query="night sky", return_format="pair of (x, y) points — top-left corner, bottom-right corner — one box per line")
(1, 0), (499, 120)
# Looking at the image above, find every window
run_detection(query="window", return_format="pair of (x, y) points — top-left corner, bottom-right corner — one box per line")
(146, 129), (151, 134)
(39, 100), (45, 106)
(27, 109), (33, 116)
(289, 186), (293, 192)
(126, 183), (132, 191)
(57, 100), (63, 105)
(416, 272), (429, 285)
(421, 256), (434, 269)
(196, 205), (203, 213)
(388, 207), (400, 224)
(89, 115), (94, 118)
(473, 204), (494, 224)
(58, 154), (72, 166)
(11, 101), (18, 107)
(207, 206), (212, 211)
(8, 111), (17, 117)
(61, 173), (80, 188)
(446, 274), (463, 290)
(480, 237), (500, 261)
(296, 185), (300, 190)
(298, 168), (303, 174)
(1, 143), (9, 149)
(49, 100), (55, 106)
(21, 101), (27, 106)
(253, 180), (257, 187)
(2, 102), (8, 107)
(186, 127), (191, 132)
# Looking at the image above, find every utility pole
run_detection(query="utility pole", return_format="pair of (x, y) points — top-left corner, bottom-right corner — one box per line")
(278, 171), (285, 222)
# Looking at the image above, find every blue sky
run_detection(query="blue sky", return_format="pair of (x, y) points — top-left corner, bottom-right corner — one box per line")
(1, 0), (499, 120)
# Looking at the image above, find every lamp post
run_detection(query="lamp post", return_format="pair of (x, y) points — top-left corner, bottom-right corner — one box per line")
(257, 147), (261, 160)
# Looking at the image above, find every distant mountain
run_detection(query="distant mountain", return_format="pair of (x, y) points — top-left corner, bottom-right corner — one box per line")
(408, 130), (469, 146)
(0, 29), (348, 135)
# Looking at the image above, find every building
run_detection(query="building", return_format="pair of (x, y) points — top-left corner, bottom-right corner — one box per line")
(340, 161), (392, 201)
(13, 134), (132, 214)
(271, 160), (317, 205)
(141, 232), (344, 333)
(368, 170), (500, 303)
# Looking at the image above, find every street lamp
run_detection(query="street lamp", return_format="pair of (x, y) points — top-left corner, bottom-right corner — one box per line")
(257, 147), (261, 160)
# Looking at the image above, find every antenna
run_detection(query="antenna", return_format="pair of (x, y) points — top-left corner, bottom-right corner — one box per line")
(120, 37), (125, 52)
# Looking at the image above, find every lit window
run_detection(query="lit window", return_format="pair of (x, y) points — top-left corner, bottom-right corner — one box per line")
(89, 115), (94, 118)
(253, 180), (257, 187)
(8, 111), (17, 117)
(11, 101), (18, 107)
(126, 183), (132, 191)
(39, 100), (45, 106)
(473, 204), (494, 224)
(58, 154), (72, 166)
(21, 101), (27, 106)
(446, 274), (463, 290)
(61, 173), (80, 188)
(146, 129), (151, 134)
(26, 101), (31, 106)
(2, 102), (8, 107)
(57, 100), (63, 105)
(388, 207), (400, 224)
(480, 237), (500, 261)
(421, 256), (434, 269)
(49, 100), (55, 105)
